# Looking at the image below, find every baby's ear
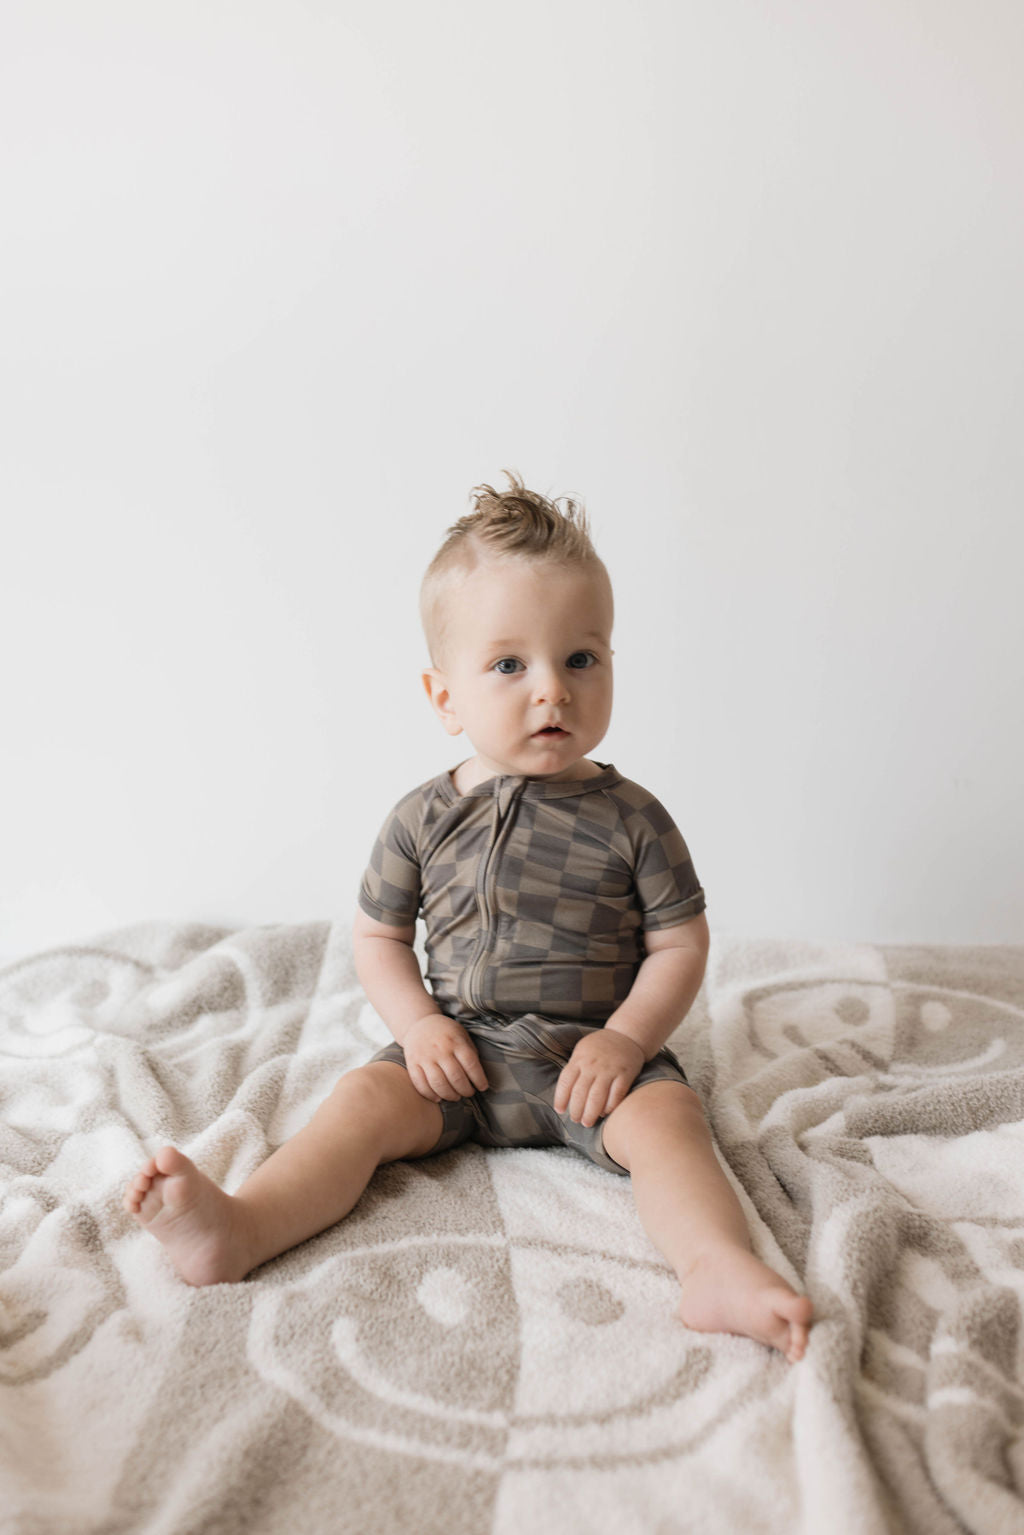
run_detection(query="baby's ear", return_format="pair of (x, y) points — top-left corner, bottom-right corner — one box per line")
(421, 668), (463, 736)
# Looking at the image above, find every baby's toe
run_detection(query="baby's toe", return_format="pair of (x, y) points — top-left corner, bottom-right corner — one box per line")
(124, 1165), (155, 1209)
(787, 1313), (812, 1363)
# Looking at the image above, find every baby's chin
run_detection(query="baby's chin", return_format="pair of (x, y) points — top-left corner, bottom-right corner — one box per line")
(525, 753), (597, 782)
(467, 737), (603, 784)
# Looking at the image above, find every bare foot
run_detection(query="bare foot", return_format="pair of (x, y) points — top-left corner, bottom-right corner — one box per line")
(122, 1146), (252, 1286)
(678, 1245), (813, 1363)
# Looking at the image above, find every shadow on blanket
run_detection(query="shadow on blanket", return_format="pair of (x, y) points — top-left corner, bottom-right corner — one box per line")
(2, 922), (1023, 1533)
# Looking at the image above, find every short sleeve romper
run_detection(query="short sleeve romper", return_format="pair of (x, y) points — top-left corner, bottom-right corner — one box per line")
(357, 761), (706, 1174)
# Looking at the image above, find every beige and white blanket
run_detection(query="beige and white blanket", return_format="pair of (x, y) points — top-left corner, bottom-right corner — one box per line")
(2, 922), (1023, 1533)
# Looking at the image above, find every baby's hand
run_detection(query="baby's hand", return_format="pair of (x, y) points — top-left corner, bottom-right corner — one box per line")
(553, 1030), (646, 1128)
(402, 1014), (489, 1103)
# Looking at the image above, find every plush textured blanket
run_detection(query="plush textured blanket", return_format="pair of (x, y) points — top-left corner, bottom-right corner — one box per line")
(2, 922), (1023, 1534)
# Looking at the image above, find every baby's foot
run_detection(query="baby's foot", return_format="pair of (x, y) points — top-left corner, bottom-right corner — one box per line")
(678, 1245), (813, 1363)
(122, 1146), (252, 1286)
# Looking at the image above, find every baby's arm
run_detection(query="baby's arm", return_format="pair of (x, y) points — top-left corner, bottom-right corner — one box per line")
(553, 913), (710, 1128)
(352, 909), (488, 1103)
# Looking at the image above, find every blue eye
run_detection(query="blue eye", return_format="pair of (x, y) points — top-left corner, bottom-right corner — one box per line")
(567, 652), (595, 669)
(494, 658), (522, 675)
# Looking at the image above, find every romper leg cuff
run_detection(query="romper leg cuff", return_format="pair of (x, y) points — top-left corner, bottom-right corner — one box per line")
(367, 1040), (476, 1157)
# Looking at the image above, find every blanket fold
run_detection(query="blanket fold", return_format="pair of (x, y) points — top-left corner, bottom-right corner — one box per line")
(1, 922), (1022, 1534)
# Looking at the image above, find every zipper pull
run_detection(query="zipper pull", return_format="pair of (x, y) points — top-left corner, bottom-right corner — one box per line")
(495, 775), (521, 815)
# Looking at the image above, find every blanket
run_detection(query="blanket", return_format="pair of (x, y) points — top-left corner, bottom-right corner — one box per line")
(2, 921), (1023, 1534)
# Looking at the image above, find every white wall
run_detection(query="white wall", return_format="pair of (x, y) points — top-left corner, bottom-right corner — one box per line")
(2, 0), (1022, 964)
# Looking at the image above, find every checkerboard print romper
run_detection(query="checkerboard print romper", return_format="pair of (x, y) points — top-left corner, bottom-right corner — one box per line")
(357, 762), (706, 1173)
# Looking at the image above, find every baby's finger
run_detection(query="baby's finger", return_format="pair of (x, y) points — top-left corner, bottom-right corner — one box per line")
(408, 1063), (441, 1103)
(580, 1077), (619, 1128)
(439, 1055), (476, 1099)
(553, 1061), (579, 1116)
(568, 1071), (599, 1124)
(423, 1061), (460, 1101)
(454, 1044), (489, 1094)
(602, 1075), (631, 1120)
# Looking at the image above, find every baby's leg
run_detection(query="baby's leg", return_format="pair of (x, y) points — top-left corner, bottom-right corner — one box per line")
(601, 1081), (813, 1363)
(122, 1063), (444, 1286)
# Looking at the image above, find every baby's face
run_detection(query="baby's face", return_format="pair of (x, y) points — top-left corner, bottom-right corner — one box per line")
(423, 558), (614, 783)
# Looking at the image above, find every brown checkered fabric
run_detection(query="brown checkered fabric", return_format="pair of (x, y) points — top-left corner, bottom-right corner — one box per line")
(368, 1015), (691, 1175)
(357, 761), (705, 1027)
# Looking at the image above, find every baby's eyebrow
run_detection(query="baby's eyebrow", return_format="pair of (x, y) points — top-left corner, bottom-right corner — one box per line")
(487, 632), (609, 647)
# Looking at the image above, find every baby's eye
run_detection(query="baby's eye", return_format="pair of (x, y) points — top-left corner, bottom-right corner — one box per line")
(493, 657), (523, 675)
(567, 651), (596, 669)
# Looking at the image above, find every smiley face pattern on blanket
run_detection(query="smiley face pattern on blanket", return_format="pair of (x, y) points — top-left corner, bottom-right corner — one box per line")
(1, 922), (1023, 1534)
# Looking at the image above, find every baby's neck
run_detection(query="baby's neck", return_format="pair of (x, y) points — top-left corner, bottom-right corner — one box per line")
(449, 757), (604, 796)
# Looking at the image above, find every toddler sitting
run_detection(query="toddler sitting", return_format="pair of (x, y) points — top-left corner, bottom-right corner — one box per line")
(124, 471), (813, 1363)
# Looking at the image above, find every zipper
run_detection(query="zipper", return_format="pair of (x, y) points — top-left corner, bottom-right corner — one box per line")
(460, 777), (524, 1018)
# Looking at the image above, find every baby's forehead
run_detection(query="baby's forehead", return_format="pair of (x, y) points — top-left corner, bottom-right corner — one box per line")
(450, 558), (611, 638)
(459, 559), (605, 612)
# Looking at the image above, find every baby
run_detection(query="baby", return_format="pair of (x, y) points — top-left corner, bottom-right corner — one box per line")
(124, 472), (813, 1363)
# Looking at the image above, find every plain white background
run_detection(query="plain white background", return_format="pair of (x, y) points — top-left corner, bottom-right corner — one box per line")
(2, 0), (1022, 964)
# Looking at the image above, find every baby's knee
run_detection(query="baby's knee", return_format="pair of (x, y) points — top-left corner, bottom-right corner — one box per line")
(603, 1080), (706, 1167)
(321, 1061), (441, 1157)
(325, 1061), (412, 1118)
(642, 1081), (707, 1140)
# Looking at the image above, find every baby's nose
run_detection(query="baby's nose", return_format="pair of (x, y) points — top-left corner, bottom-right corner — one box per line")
(533, 667), (571, 704)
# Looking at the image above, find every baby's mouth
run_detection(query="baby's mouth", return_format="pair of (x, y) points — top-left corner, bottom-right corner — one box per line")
(534, 726), (569, 737)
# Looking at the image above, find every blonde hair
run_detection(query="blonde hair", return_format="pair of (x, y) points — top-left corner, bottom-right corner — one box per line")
(421, 469), (610, 668)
